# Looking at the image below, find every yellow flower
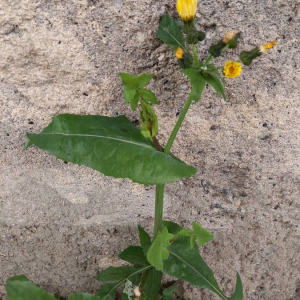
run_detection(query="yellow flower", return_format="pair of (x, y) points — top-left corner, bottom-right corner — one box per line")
(223, 31), (239, 43)
(223, 61), (242, 78)
(176, 0), (197, 22)
(175, 47), (184, 59)
(260, 41), (277, 53)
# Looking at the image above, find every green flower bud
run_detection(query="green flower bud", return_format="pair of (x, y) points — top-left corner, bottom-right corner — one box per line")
(197, 31), (206, 42)
(209, 40), (226, 57)
(187, 29), (198, 44)
(177, 52), (193, 69)
(240, 47), (262, 66)
(227, 32), (240, 48)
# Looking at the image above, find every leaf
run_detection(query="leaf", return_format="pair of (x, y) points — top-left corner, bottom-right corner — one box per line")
(146, 227), (174, 271)
(97, 266), (151, 300)
(162, 281), (184, 300)
(68, 293), (101, 300)
(140, 89), (159, 104)
(182, 68), (206, 102)
(98, 283), (116, 300)
(156, 15), (185, 50)
(96, 266), (137, 282)
(25, 114), (197, 185)
(201, 71), (226, 101)
(138, 225), (152, 254)
(177, 222), (213, 247)
(142, 269), (163, 300)
(162, 220), (182, 234)
(119, 246), (149, 266)
(229, 274), (243, 300)
(191, 222), (214, 246)
(119, 73), (154, 89)
(120, 73), (155, 112)
(6, 275), (57, 300)
(163, 237), (243, 300)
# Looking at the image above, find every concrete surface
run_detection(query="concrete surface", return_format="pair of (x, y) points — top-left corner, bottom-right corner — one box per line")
(0, 0), (299, 299)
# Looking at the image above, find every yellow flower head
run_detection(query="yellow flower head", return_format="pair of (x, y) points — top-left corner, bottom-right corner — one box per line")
(260, 41), (277, 53)
(175, 47), (184, 59)
(176, 0), (197, 22)
(223, 60), (242, 78)
(223, 31), (239, 43)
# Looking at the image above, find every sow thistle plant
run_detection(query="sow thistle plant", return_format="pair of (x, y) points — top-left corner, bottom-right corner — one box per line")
(6, 1), (277, 300)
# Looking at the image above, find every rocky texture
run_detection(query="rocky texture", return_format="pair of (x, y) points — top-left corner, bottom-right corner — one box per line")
(0, 0), (299, 299)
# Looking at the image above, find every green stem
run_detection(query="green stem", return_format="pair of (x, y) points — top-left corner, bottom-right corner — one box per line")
(164, 95), (194, 155)
(192, 45), (199, 67)
(153, 184), (165, 237)
(204, 55), (213, 66)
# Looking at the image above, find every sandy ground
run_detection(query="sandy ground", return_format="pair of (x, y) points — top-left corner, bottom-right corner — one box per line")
(0, 0), (299, 299)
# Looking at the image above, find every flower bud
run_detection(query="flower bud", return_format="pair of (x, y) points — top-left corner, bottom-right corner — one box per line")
(223, 31), (238, 43)
(177, 52), (193, 69)
(240, 48), (261, 66)
(260, 41), (277, 53)
(197, 31), (206, 42)
(209, 40), (226, 57)
(240, 41), (277, 66)
(187, 29), (198, 44)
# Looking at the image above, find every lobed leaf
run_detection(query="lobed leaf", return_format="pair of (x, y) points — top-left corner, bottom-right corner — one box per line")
(177, 222), (213, 247)
(25, 114), (197, 185)
(146, 227), (174, 271)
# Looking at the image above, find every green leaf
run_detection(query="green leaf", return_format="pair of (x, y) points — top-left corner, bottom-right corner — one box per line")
(191, 222), (214, 246)
(119, 246), (149, 266)
(96, 266), (137, 282)
(147, 227), (174, 271)
(156, 15), (185, 50)
(6, 275), (57, 300)
(201, 71), (226, 101)
(177, 222), (213, 247)
(140, 89), (159, 105)
(119, 73), (154, 89)
(182, 68), (206, 102)
(163, 237), (243, 300)
(229, 274), (243, 300)
(138, 225), (152, 253)
(23, 139), (32, 150)
(98, 283), (116, 300)
(162, 281), (184, 300)
(97, 266), (151, 300)
(142, 269), (163, 300)
(68, 293), (101, 300)
(120, 73), (155, 112)
(162, 221), (182, 234)
(25, 114), (197, 185)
